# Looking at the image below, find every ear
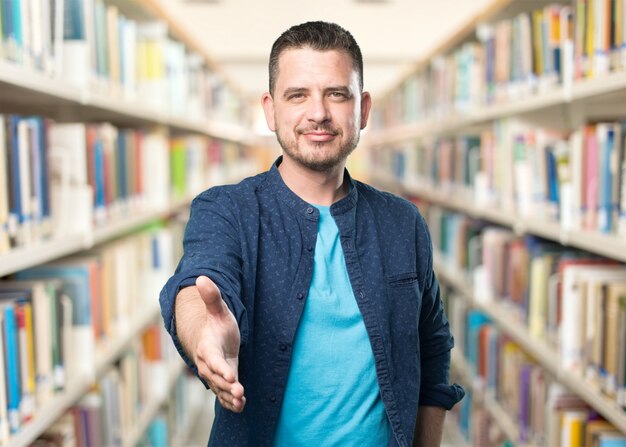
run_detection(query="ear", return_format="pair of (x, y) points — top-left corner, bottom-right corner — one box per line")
(261, 92), (276, 132)
(359, 91), (372, 130)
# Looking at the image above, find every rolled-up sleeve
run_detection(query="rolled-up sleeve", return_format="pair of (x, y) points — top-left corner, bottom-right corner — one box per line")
(417, 218), (465, 410)
(159, 187), (248, 382)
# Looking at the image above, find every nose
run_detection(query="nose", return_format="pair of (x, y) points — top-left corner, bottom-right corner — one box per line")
(306, 95), (330, 124)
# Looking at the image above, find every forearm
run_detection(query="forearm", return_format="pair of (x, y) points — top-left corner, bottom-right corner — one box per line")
(175, 285), (207, 360)
(413, 405), (446, 447)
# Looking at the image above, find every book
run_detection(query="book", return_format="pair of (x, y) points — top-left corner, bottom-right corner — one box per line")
(17, 260), (96, 382)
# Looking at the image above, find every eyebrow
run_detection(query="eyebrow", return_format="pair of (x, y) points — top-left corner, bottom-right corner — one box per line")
(283, 87), (307, 99)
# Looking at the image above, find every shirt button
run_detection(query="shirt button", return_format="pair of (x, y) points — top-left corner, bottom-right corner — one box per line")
(307, 245), (313, 252)
(270, 396), (277, 403)
(358, 291), (364, 299)
(297, 292), (304, 300)
(279, 343), (287, 351)
(306, 207), (314, 214)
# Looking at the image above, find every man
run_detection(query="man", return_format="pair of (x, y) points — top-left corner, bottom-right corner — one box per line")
(160, 21), (464, 447)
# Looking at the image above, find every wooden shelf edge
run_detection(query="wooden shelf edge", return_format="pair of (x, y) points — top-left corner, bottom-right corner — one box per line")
(378, 177), (626, 263)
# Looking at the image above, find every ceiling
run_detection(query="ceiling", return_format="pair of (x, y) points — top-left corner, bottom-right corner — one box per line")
(172, 0), (494, 102)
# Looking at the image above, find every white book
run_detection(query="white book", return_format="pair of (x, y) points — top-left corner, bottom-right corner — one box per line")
(48, 123), (93, 236)
(17, 120), (33, 246)
(568, 130), (583, 231)
(141, 131), (170, 211)
(122, 19), (137, 100)
(561, 266), (626, 375)
(0, 116), (9, 253)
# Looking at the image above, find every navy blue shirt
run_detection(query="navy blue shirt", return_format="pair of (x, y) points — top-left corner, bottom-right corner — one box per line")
(159, 158), (464, 447)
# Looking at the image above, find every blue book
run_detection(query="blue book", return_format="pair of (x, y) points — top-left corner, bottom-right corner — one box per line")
(8, 116), (21, 230)
(63, 0), (85, 40)
(599, 437), (626, 447)
(545, 145), (559, 219)
(94, 136), (106, 214)
(9, 0), (21, 48)
(466, 310), (490, 374)
(598, 126), (615, 233)
(2, 303), (20, 433)
(147, 415), (168, 447)
(36, 118), (51, 221)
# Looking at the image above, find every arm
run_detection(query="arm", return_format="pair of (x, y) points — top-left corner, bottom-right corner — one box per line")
(413, 406), (446, 447)
(414, 214), (464, 438)
(159, 189), (247, 411)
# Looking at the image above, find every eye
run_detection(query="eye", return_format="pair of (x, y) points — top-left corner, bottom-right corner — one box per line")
(287, 93), (305, 101)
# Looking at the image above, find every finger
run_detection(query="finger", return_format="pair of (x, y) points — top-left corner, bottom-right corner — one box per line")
(205, 354), (238, 383)
(217, 393), (246, 413)
(207, 370), (241, 395)
(195, 276), (226, 316)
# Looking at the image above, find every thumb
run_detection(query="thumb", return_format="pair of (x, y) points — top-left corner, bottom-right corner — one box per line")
(196, 275), (227, 317)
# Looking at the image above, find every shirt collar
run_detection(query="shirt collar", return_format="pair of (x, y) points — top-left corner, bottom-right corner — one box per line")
(265, 156), (358, 218)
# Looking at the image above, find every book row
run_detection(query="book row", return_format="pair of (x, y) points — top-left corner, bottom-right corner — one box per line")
(372, 118), (626, 237)
(0, 114), (254, 254)
(0, 0), (244, 124)
(373, 1), (626, 128)
(447, 293), (626, 447)
(418, 201), (626, 412)
(32, 324), (204, 447)
(0, 219), (184, 441)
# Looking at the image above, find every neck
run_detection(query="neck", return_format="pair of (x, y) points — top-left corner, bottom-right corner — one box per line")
(278, 156), (348, 206)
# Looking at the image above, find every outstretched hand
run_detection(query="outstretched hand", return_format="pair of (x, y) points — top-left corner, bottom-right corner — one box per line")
(194, 275), (246, 413)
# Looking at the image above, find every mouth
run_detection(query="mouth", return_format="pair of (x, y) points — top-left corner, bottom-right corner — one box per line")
(300, 130), (339, 143)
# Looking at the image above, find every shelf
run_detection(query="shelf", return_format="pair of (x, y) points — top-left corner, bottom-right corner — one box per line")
(0, 235), (89, 278)
(437, 260), (626, 435)
(9, 305), (161, 447)
(378, 176), (626, 263)
(368, 72), (626, 144)
(0, 61), (254, 145)
(0, 170), (258, 279)
(91, 202), (187, 246)
(123, 359), (186, 447)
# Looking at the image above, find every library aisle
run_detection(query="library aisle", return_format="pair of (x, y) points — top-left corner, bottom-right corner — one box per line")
(2, 0), (626, 446)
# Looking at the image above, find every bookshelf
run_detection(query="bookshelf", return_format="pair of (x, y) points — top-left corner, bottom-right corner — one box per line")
(367, 0), (626, 445)
(9, 305), (160, 447)
(437, 257), (626, 435)
(450, 351), (538, 447)
(0, 0), (258, 444)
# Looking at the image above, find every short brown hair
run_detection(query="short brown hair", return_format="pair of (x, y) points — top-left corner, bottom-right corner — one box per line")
(268, 21), (364, 94)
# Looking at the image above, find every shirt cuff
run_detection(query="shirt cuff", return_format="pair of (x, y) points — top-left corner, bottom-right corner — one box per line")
(419, 383), (465, 410)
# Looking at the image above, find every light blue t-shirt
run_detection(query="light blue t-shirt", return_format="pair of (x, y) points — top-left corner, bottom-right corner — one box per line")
(273, 205), (391, 446)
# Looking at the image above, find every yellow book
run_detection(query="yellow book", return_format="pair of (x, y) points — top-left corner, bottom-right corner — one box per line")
(24, 303), (36, 399)
(533, 9), (545, 76)
(587, 0), (596, 77)
(570, 417), (583, 447)
(604, 282), (626, 397)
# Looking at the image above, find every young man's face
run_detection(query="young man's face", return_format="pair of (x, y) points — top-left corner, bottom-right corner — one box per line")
(262, 47), (371, 172)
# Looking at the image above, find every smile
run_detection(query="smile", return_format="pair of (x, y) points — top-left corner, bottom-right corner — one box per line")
(302, 132), (337, 142)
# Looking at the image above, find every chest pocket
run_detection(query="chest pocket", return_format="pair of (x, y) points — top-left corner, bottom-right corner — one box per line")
(386, 272), (419, 288)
